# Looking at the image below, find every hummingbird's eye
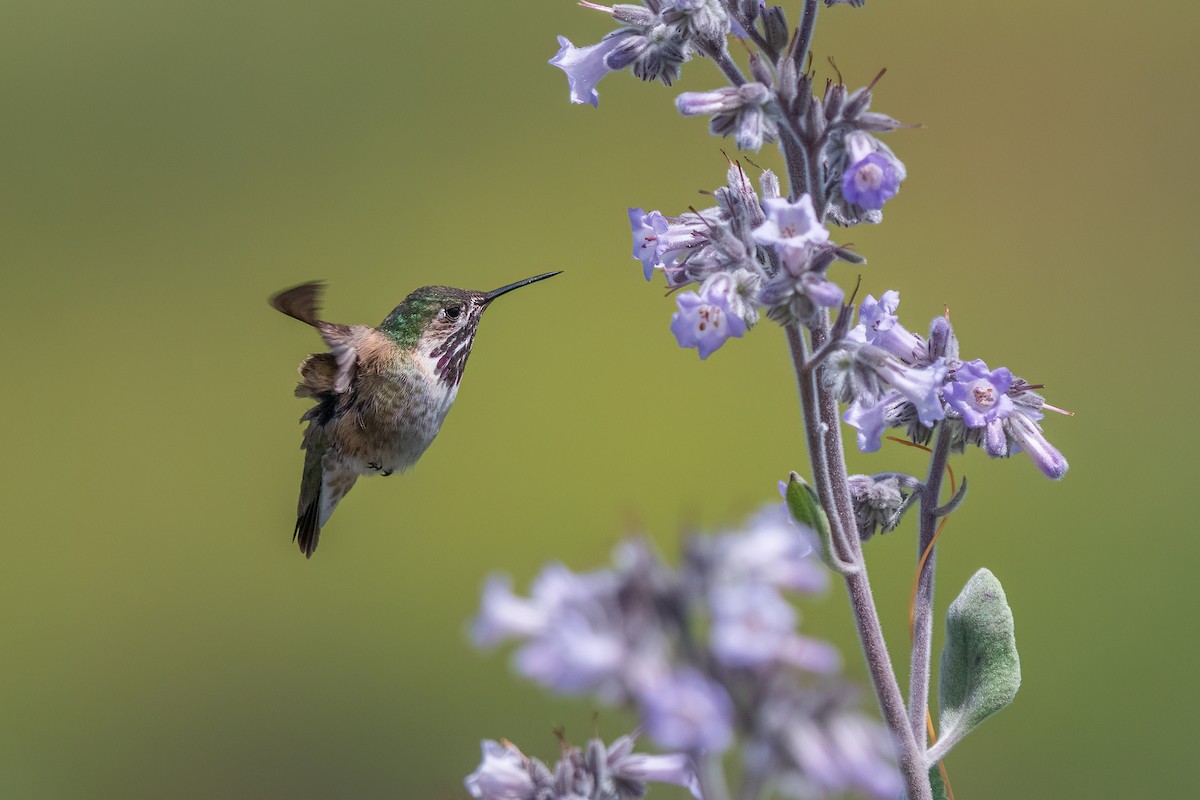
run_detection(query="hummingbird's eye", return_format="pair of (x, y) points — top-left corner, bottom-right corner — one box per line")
(444, 305), (463, 320)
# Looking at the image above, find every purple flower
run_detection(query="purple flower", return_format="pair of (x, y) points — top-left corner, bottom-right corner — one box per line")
(549, 34), (626, 107)
(780, 713), (902, 799)
(875, 356), (948, 427)
(842, 153), (901, 210)
(856, 291), (925, 363)
(670, 280), (748, 359)
(1007, 407), (1069, 479)
(709, 584), (841, 673)
(839, 131), (905, 212)
(676, 83), (776, 151)
(471, 574), (549, 647)
(709, 583), (797, 668)
(637, 668), (734, 752)
(752, 195), (830, 271)
(943, 359), (1015, 427)
(801, 270), (844, 307)
(465, 740), (536, 800)
(843, 392), (904, 453)
(606, 737), (702, 799)
(513, 610), (626, 696)
(629, 207), (669, 280)
(472, 563), (615, 647)
(711, 504), (828, 593)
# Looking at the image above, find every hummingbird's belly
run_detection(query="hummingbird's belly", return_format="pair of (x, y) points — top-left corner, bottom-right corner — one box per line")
(336, 379), (456, 476)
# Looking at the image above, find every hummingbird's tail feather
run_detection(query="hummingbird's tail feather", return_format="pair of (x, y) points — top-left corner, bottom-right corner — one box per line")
(293, 433), (358, 559)
(294, 495), (322, 558)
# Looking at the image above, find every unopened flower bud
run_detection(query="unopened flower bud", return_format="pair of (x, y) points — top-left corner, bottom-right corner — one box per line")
(762, 5), (790, 53)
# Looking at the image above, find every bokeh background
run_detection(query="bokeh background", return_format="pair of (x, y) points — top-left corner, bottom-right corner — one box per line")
(3, 1), (1195, 798)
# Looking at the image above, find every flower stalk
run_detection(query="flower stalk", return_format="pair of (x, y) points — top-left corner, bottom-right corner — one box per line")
(909, 423), (953, 746)
(787, 321), (932, 800)
(472, 2), (1070, 798)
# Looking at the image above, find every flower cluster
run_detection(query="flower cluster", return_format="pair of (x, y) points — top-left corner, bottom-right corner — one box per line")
(629, 162), (864, 358)
(550, 0), (731, 108)
(828, 291), (1069, 478)
(465, 734), (700, 800)
(472, 502), (901, 797)
(553, 2), (910, 359)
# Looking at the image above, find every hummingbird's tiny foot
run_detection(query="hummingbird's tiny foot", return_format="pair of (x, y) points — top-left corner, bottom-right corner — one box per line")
(381, 469), (393, 477)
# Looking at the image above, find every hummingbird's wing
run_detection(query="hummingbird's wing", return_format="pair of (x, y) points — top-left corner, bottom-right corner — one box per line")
(317, 322), (358, 394)
(270, 281), (323, 325)
(271, 282), (362, 395)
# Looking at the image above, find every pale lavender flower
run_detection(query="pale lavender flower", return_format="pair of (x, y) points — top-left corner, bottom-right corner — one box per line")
(710, 504), (828, 593)
(628, 207), (669, 280)
(752, 195), (830, 271)
(827, 132), (906, 225)
(513, 609), (627, 696)
(856, 291), (925, 364)
(1007, 407), (1069, 479)
(842, 153), (901, 210)
(472, 563), (615, 647)
(550, 34), (629, 107)
(779, 713), (902, 799)
(670, 280), (748, 359)
(709, 583), (798, 668)
(842, 391), (905, 453)
(700, 269), (762, 327)
(467, 734), (702, 800)
(875, 356), (947, 427)
(465, 740), (536, 800)
(801, 270), (845, 307)
(676, 82), (776, 151)
(943, 359), (1015, 427)
(637, 668), (734, 752)
(709, 583), (841, 673)
(471, 574), (549, 647)
(840, 353), (946, 452)
(606, 736), (702, 799)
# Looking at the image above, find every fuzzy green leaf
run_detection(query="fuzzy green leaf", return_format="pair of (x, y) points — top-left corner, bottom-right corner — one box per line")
(928, 765), (949, 800)
(932, 568), (1021, 762)
(784, 472), (857, 575)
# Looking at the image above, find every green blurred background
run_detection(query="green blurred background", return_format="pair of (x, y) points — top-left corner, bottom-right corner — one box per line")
(2, 1), (1195, 797)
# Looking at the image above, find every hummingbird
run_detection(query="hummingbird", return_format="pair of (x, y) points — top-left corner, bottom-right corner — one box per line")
(270, 271), (560, 558)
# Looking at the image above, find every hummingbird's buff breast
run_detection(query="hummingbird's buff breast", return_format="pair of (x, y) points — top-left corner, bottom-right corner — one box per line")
(331, 348), (458, 477)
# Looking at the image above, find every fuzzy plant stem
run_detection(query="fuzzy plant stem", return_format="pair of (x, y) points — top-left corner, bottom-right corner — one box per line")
(710, 48), (747, 87)
(908, 424), (953, 746)
(785, 323), (932, 800)
(792, 0), (820, 72)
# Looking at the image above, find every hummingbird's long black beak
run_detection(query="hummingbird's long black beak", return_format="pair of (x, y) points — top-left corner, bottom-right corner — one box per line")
(484, 271), (561, 303)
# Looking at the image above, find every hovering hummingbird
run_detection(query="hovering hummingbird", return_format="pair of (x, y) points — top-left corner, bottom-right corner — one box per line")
(270, 272), (560, 558)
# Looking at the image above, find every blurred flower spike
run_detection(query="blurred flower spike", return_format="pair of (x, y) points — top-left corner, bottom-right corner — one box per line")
(464, 734), (702, 800)
(470, 499), (902, 797)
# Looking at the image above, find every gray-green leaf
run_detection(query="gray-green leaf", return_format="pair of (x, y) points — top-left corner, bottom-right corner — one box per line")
(929, 568), (1021, 764)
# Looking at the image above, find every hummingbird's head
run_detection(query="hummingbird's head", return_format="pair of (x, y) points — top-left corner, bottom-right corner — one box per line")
(379, 272), (559, 386)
